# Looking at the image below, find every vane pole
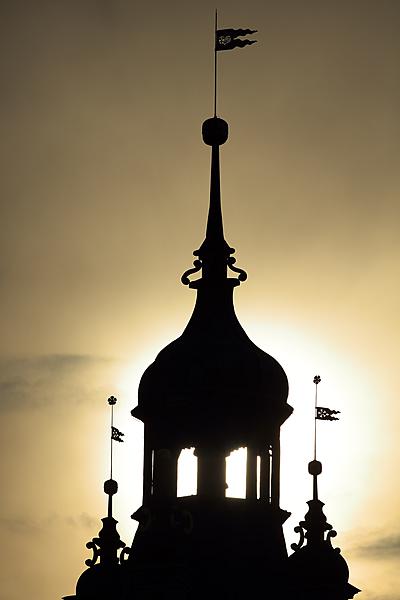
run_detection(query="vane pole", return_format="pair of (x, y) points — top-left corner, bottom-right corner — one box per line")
(313, 375), (321, 461)
(214, 9), (218, 116)
(110, 401), (114, 479)
(311, 376), (321, 501)
(108, 396), (117, 480)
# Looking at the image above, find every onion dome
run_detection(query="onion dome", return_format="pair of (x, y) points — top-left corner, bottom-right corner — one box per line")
(74, 563), (125, 600)
(287, 461), (360, 599)
(288, 542), (358, 599)
(132, 117), (292, 449)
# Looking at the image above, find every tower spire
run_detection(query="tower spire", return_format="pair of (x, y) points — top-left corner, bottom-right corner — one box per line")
(107, 395), (125, 517)
(288, 378), (360, 598)
(83, 396), (126, 569)
(311, 375), (321, 500)
(213, 9), (218, 117)
(63, 397), (128, 600)
(181, 117), (247, 287)
(181, 18), (256, 289)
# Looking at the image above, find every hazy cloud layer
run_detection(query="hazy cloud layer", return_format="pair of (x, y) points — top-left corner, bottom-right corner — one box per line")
(0, 354), (117, 412)
(353, 531), (400, 559)
(0, 512), (98, 536)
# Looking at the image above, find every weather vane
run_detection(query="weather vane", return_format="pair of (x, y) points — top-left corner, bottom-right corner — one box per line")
(107, 395), (124, 481)
(82, 397), (128, 569)
(312, 375), (340, 462)
(213, 11), (257, 116)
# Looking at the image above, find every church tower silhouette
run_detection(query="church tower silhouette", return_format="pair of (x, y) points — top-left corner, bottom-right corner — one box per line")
(125, 115), (293, 597)
(63, 18), (361, 591)
(63, 110), (361, 599)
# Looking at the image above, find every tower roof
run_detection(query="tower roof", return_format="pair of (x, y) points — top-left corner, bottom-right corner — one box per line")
(287, 461), (360, 599)
(132, 116), (292, 449)
(64, 399), (129, 600)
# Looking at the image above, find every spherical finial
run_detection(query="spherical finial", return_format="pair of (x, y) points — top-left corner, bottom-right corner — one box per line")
(308, 460), (322, 476)
(104, 478), (118, 496)
(202, 117), (229, 146)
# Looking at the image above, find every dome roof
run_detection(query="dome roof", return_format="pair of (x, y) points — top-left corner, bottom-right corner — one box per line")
(132, 116), (292, 447)
(287, 543), (360, 598)
(288, 543), (349, 588)
(133, 281), (291, 447)
(287, 467), (361, 599)
(76, 564), (125, 599)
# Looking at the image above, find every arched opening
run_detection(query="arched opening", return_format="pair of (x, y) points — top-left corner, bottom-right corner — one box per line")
(226, 447), (247, 498)
(177, 448), (197, 497)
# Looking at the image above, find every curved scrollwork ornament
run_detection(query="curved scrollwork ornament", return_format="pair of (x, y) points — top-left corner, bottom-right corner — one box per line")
(181, 259), (203, 285)
(85, 538), (101, 567)
(227, 256), (247, 281)
(290, 523), (306, 552)
(327, 528), (339, 550)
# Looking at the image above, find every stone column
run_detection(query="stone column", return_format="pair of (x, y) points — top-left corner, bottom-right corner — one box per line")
(196, 447), (226, 498)
(246, 446), (257, 499)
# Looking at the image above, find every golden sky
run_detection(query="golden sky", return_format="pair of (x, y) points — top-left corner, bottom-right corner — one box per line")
(1, 1), (400, 599)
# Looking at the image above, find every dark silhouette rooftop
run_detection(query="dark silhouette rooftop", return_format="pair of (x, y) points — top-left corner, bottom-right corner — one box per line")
(133, 116), (291, 452)
(288, 459), (360, 599)
(64, 25), (361, 595)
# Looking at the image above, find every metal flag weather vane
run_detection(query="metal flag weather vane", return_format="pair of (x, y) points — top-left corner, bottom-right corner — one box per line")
(112, 426), (125, 442)
(213, 11), (257, 116)
(313, 375), (340, 461)
(215, 27), (257, 51)
(107, 395), (125, 480)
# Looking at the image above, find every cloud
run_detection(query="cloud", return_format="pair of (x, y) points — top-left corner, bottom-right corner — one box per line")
(0, 512), (98, 536)
(65, 513), (98, 530)
(0, 516), (42, 536)
(349, 529), (400, 559)
(0, 354), (117, 412)
(358, 533), (400, 557)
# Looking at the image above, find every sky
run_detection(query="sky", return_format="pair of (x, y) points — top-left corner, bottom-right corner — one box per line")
(1, 1), (400, 598)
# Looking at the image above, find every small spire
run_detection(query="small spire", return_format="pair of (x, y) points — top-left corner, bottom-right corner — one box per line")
(181, 117), (247, 287)
(202, 118), (229, 246)
(85, 478), (125, 568)
(106, 396), (125, 518)
(288, 382), (360, 597)
(291, 460), (337, 551)
(83, 397), (127, 569)
(181, 16), (256, 288)
(289, 458), (361, 598)
(85, 497), (126, 568)
(291, 377), (340, 552)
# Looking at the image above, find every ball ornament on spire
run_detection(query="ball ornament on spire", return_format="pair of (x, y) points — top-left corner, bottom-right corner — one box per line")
(104, 479), (118, 496)
(308, 460), (322, 476)
(202, 117), (229, 146)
